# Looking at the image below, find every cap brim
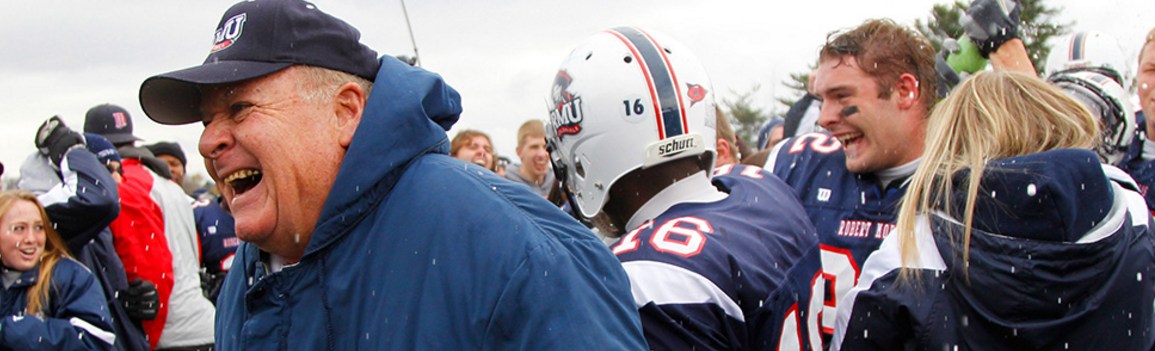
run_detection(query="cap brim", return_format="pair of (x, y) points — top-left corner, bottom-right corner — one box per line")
(103, 133), (143, 145)
(140, 61), (293, 125)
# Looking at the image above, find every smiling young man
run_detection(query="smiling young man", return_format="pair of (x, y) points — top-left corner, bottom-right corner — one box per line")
(762, 19), (937, 344)
(138, 1), (646, 350)
(763, 1), (1032, 342)
(504, 120), (555, 198)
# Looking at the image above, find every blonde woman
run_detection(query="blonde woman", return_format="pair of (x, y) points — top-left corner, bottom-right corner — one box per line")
(0, 190), (115, 350)
(832, 70), (1155, 350)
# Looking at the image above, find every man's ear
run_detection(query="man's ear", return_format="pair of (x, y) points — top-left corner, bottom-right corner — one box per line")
(715, 139), (733, 166)
(895, 73), (920, 110)
(334, 81), (366, 148)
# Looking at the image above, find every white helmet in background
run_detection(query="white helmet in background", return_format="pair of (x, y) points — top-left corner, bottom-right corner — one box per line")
(1049, 70), (1135, 165)
(1045, 31), (1133, 91)
(546, 26), (717, 220)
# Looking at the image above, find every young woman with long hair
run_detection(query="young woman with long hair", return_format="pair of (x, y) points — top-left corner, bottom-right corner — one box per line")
(0, 190), (115, 350)
(832, 70), (1155, 350)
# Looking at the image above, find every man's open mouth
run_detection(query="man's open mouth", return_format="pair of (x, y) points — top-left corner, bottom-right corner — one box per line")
(835, 132), (863, 146)
(225, 169), (263, 195)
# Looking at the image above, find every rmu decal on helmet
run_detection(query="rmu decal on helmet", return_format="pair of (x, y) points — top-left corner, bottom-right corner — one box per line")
(550, 70), (584, 138)
(212, 13), (247, 52)
(687, 83), (707, 107)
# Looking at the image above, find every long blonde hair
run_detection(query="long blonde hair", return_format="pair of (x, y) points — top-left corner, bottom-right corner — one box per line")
(0, 190), (73, 316)
(895, 70), (1099, 284)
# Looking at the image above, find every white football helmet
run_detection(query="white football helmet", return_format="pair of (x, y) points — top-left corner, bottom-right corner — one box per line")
(1046, 31), (1133, 91)
(1049, 70), (1135, 165)
(546, 27), (717, 220)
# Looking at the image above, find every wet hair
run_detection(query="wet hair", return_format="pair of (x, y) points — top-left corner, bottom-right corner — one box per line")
(0, 190), (73, 316)
(820, 18), (938, 113)
(895, 71), (1097, 284)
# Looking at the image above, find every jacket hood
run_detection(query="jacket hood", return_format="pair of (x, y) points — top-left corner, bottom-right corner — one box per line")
(304, 57), (461, 257)
(933, 149), (1137, 345)
(945, 149), (1112, 242)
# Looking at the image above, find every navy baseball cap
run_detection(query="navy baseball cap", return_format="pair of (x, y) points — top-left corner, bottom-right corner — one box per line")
(85, 104), (142, 145)
(84, 133), (122, 165)
(139, 0), (380, 125)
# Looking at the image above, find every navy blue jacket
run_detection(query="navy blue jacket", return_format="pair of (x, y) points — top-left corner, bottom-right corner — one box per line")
(34, 149), (150, 351)
(214, 57), (647, 350)
(0, 259), (116, 351)
(833, 149), (1155, 350)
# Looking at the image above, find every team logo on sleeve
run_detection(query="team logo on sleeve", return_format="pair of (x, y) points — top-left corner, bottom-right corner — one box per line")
(549, 70), (584, 138)
(687, 83), (708, 107)
(212, 13), (247, 52)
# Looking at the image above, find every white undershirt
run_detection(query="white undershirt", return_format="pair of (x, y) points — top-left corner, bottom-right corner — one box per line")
(625, 171), (729, 231)
(874, 157), (922, 189)
(268, 253), (298, 273)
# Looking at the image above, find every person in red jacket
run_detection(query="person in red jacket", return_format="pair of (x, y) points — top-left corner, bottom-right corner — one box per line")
(85, 104), (215, 351)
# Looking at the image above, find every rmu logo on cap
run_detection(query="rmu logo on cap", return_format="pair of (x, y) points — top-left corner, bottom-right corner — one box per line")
(212, 13), (247, 52)
(549, 70), (584, 138)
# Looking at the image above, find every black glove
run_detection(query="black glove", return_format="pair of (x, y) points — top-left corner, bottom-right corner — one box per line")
(935, 39), (963, 98)
(961, 0), (1021, 58)
(122, 278), (159, 321)
(200, 270), (228, 305)
(35, 116), (86, 169)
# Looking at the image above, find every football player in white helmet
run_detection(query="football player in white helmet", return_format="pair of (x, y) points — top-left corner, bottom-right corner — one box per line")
(1049, 70), (1136, 165)
(545, 27), (716, 229)
(1043, 31), (1138, 168)
(1046, 31), (1133, 91)
(546, 27), (824, 350)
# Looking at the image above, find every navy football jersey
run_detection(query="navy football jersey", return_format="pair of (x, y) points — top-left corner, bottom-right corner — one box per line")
(192, 196), (240, 274)
(1121, 111), (1155, 213)
(765, 132), (908, 340)
(609, 164), (823, 350)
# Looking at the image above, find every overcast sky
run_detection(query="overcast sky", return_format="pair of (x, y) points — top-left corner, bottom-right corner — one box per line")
(1, 0), (1152, 187)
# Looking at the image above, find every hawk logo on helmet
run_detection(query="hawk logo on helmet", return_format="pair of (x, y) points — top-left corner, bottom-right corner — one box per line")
(687, 83), (707, 107)
(212, 13), (247, 52)
(550, 70), (584, 138)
